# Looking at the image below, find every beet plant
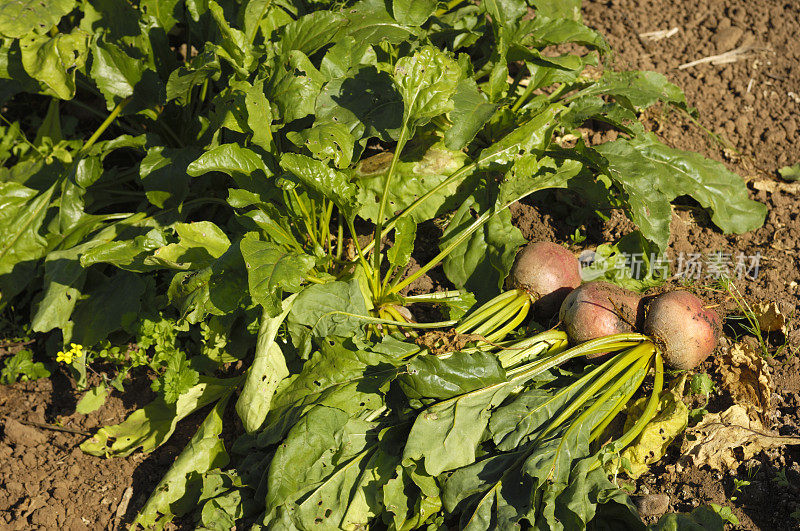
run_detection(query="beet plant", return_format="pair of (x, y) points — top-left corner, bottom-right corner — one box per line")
(0, 0), (763, 528)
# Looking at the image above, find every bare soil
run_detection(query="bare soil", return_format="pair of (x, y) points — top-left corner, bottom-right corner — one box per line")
(1, 1), (799, 529)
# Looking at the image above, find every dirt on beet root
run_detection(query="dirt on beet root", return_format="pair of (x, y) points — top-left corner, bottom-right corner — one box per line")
(2, 1), (799, 529)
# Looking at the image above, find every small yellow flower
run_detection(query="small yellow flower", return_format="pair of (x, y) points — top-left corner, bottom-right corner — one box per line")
(70, 343), (84, 358)
(56, 343), (84, 364)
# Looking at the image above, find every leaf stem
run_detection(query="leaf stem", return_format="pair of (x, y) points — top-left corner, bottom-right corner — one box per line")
(346, 217), (378, 292)
(536, 343), (652, 440)
(81, 97), (130, 155)
(485, 297), (531, 343)
(401, 290), (465, 302)
(361, 162), (476, 256)
(373, 125), (409, 297)
(390, 207), (494, 295)
(456, 289), (522, 333)
(612, 351), (664, 449)
(472, 293), (527, 337)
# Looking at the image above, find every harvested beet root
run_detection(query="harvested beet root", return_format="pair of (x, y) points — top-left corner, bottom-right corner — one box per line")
(559, 281), (643, 356)
(643, 290), (721, 370)
(507, 241), (582, 319)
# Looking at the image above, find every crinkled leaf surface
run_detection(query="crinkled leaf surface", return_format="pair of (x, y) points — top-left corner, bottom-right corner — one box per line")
(289, 278), (367, 339)
(240, 238), (313, 316)
(393, 45), (460, 134)
(280, 153), (360, 220)
(19, 30), (89, 99)
(399, 351), (506, 401)
(593, 133), (767, 251)
(351, 138), (471, 224)
(0, 0), (76, 38)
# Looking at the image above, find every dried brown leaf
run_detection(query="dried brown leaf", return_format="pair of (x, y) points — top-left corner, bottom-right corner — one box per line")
(679, 404), (800, 471)
(753, 301), (786, 334)
(718, 342), (772, 421)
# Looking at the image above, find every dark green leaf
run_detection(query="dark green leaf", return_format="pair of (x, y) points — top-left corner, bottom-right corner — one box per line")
(91, 38), (162, 111)
(592, 133), (767, 251)
(392, 0), (437, 26)
(315, 66), (403, 144)
(445, 78), (498, 150)
(266, 50), (324, 123)
(71, 270), (146, 346)
(386, 216), (416, 270)
(482, 0), (526, 28)
(399, 351), (506, 401)
(289, 278), (367, 338)
(240, 238), (313, 316)
(280, 153), (360, 221)
(140, 146), (201, 209)
(187, 144), (273, 198)
(277, 10), (347, 56)
(285, 123), (355, 169)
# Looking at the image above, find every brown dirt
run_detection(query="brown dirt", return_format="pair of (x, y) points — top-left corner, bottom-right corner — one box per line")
(1, 1), (799, 529)
(0, 365), (198, 530)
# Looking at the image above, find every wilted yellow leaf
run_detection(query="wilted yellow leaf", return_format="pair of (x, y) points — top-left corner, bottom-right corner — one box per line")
(613, 377), (689, 479)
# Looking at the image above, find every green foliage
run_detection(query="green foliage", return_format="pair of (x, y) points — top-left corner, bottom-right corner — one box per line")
(0, 349), (49, 384)
(689, 373), (715, 397)
(0, 0), (770, 528)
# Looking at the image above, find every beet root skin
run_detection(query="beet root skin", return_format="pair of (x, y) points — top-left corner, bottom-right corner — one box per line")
(558, 281), (643, 357)
(643, 290), (721, 371)
(507, 241), (582, 319)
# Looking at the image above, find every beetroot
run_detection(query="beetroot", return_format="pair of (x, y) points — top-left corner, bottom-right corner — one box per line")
(507, 241), (582, 318)
(643, 290), (721, 370)
(558, 281), (643, 355)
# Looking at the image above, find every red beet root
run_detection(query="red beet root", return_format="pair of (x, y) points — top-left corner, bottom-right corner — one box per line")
(507, 241), (582, 319)
(643, 290), (721, 370)
(559, 281), (643, 356)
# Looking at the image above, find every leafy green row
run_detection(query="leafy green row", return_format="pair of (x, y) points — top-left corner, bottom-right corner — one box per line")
(0, 0), (764, 528)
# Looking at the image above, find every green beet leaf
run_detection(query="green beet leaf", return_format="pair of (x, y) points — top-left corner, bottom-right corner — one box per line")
(19, 30), (89, 100)
(0, 0), (76, 38)
(592, 133), (767, 251)
(135, 396), (231, 528)
(288, 278), (367, 338)
(240, 238), (313, 316)
(394, 45), (460, 137)
(280, 153), (360, 221)
(81, 376), (236, 457)
(235, 295), (295, 433)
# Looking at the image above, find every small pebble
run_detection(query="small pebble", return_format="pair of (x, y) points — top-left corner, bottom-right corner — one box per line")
(635, 494), (670, 517)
